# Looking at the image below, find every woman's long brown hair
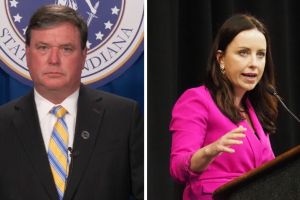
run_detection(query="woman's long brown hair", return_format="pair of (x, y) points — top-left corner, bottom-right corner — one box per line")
(205, 14), (278, 134)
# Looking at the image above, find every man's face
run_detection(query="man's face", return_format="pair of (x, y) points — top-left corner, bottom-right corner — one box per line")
(26, 22), (87, 96)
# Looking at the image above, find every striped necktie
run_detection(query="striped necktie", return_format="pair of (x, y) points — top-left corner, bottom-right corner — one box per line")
(48, 106), (69, 200)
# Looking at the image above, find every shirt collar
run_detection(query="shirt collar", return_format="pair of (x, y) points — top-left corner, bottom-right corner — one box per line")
(34, 89), (79, 116)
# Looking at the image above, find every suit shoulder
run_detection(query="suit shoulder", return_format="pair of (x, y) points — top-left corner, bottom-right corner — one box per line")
(0, 91), (34, 120)
(0, 97), (20, 111)
(175, 85), (212, 105)
(82, 86), (138, 107)
(84, 86), (137, 103)
(181, 85), (211, 98)
(0, 98), (20, 120)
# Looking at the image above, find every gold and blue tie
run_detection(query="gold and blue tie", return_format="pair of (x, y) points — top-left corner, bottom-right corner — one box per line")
(48, 106), (68, 200)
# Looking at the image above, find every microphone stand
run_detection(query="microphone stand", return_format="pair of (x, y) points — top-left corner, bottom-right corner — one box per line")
(266, 86), (300, 123)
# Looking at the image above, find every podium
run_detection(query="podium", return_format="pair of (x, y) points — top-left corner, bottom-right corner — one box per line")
(213, 145), (300, 200)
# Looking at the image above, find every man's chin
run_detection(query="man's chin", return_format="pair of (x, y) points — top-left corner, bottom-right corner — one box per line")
(41, 82), (66, 91)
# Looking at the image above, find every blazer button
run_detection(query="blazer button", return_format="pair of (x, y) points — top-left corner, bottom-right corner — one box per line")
(81, 130), (90, 139)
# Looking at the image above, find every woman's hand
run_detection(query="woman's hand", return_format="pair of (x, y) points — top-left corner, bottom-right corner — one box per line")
(205, 125), (246, 157)
(190, 126), (246, 173)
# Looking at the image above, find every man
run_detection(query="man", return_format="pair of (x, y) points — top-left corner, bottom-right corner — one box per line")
(0, 4), (143, 200)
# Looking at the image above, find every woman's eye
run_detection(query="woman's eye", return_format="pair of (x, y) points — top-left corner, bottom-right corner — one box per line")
(238, 51), (248, 57)
(257, 52), (266, 58)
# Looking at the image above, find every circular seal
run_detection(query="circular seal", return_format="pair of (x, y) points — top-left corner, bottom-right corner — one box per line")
(0, 0), (144, 86)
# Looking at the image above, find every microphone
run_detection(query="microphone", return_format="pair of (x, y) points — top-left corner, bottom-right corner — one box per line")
(266, 86), (300, 123)
(67, 147), (79, 186)
(68, 147), (79, 158)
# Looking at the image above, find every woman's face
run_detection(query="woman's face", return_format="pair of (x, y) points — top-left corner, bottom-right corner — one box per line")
(218, 29), (266, 97)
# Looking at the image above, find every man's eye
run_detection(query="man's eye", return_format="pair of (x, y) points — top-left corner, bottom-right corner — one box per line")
(37, 45), (49, 51)
(61, 47), (74, 54)
(64, 47), (73, 51)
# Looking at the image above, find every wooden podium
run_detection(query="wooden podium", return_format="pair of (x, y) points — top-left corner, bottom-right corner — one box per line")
(213, 145), (300, 200)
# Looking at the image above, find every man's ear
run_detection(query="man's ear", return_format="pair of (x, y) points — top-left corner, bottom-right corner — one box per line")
(81, 47), (88, 70)
(25, 46), (31, 68)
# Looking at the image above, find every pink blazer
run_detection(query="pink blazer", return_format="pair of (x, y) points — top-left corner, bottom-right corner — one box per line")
(170, 86), (275, 200)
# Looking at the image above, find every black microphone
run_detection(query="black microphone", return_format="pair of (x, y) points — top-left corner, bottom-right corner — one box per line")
(266, 86), (300, 123)
(68, 147), (79, 158)
(67, 147), (79, 187)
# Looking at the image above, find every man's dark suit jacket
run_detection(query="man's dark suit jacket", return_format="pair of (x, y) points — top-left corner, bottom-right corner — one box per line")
(0, 85), (144, 200)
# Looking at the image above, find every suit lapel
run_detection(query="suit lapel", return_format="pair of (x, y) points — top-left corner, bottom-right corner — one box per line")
(13, 92), (58, 200)
(64, 86), (104, 199)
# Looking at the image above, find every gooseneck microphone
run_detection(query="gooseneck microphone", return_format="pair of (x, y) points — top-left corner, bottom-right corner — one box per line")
(266, 86), (300, 123)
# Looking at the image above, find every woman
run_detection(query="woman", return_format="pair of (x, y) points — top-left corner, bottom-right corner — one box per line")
(169, 14), (278, 200)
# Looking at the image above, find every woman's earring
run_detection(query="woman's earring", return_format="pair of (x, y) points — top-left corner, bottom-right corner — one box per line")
(220, 64), (225, 74)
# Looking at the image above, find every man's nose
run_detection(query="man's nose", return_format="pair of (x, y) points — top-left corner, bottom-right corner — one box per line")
(48, 47), (60, 65)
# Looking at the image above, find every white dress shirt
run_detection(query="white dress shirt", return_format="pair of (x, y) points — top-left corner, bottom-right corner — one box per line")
(34, 89), (79, 156)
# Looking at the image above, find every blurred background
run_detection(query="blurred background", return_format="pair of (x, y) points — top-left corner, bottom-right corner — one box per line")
(148, 1), (300, 199)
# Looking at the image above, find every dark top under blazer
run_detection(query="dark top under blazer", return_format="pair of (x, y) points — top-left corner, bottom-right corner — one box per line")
(0, 85), (144, 200)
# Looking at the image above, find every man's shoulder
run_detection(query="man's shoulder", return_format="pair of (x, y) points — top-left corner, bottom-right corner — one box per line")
(0, 98), (21, 121)
(0, 97), (21, 112)
(80, 86), (141, 118)
(81, 85), (137, 105)
(0, 91), (34, 118)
